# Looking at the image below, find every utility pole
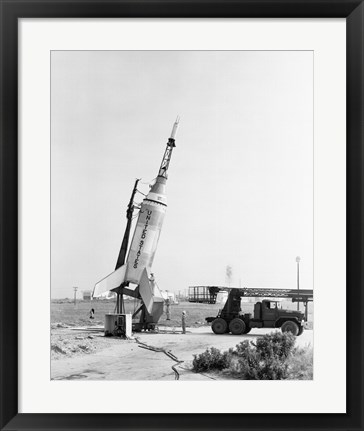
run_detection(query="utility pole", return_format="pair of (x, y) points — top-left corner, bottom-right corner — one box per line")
(296, 256), (301, 311)
(73, 286), (78, 306)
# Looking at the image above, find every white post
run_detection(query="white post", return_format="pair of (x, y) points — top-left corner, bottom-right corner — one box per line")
(296, 257), (301, 311)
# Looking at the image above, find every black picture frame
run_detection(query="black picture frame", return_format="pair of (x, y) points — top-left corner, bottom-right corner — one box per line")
(1, 1), (363, 430)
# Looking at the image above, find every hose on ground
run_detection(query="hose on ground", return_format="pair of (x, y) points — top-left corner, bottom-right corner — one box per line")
(135, 338), (183, 380)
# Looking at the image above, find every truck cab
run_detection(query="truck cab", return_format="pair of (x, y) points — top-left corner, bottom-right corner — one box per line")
(250, 300), (305, 335)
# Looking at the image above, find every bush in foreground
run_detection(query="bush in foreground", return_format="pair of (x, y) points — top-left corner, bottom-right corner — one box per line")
(192, 347), (229, 372)
(255, 331), (296, 360)
(192, 332), (310, 380)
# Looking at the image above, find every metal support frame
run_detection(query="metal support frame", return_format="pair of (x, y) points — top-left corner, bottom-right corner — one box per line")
(188, 286), (313, 305)
(112, 179), (140, 315)
(158, 140), (175, 179)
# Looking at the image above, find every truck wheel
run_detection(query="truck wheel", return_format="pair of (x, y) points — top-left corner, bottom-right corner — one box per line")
(229, 318), (246, 335)
(281, 321), (299, 336)
(297, 325), (304, 336)
(212, 318), (228, 334)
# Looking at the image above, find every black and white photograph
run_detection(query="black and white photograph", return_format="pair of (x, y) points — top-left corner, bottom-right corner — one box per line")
(50, 50), (314, 381)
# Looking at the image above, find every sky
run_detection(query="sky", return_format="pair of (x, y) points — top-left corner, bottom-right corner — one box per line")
(51, 50), (313, 299)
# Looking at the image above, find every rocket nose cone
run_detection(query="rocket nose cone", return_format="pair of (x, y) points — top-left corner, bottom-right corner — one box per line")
(170, 117), (180, 140)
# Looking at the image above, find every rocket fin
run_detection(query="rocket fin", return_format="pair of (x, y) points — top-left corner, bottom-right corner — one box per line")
(139, 268), (165, 319)
(138, 268), (154, 314)
(92, 264), (127, 298)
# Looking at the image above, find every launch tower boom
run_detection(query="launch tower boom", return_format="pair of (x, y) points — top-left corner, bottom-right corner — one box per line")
(189, 286), (313, 304)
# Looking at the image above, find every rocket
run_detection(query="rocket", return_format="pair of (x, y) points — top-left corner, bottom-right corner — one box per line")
(92, 117), (179, 304)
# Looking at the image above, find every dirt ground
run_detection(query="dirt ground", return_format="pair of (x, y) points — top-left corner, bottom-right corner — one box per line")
(51, 325), (313, 381)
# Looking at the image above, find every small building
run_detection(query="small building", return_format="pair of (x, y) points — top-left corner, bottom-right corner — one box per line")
(82, 290), (92, 301)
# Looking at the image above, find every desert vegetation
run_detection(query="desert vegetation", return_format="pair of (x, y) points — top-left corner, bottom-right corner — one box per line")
(192, 331), (313, 380)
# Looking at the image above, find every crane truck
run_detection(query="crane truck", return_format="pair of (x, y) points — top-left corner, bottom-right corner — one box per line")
(189, 286), (313, 336)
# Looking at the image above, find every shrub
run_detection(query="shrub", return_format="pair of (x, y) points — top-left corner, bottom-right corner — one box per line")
(234, 340), (253, 357)
(254, 331), (296, 360)
(246, 356), (289, 380)
(192, 331), (298, 380)
(192, 347), (229, 372)
(228, 349), (290, 380)
(229, 332), (295, 380)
